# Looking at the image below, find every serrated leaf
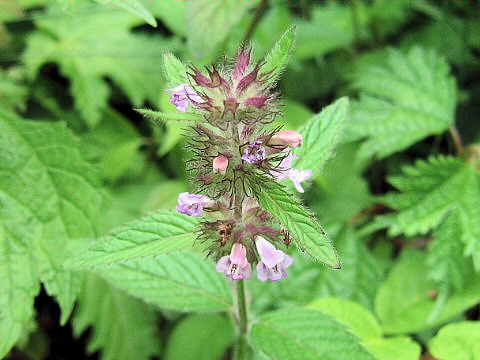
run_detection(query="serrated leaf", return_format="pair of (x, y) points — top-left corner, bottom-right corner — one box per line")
(163, 52), (190, 88)
(428, 321), (480, 360)
(293, 97), (349, 178)
(73, 275), (160, 360)
(250, 308), (374, 360)
(93, 0), (157, 27)
(0, 111), (103, 356)
(65, 210), (198, 270)
(165, 314), (235, 360)
(186, 0), (256, 61)
(247, 174), (340, 268)
(260, 26), (297, 87)
(382, 155), (480, 268)
(136, 108), (203, 124)
(22, 2), (177, 127)
(96, 251), (232, 313)
(308, 297), (421, 360)
(427, 211), (472, 291)
(375, 249), (480, 334)
(347, 47), (457, 159)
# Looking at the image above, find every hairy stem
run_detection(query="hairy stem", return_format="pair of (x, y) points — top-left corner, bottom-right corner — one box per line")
(234, 280), (249, 360)
(449, 126), (464, 156)
(232, 122), (243, 219)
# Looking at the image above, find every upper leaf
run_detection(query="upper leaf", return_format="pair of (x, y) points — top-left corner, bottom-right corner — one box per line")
(346, 47), (457, 159)
(96, 251), (232, 313)
(73, 275), (160, 360)
(163, 52), (190, 89)
(250, 308), (374, 360)
(0, 110), (103, 356)
(247, 174), (340, 268)
(294, 97), (349, 178)
(65, 210), (198, 270)
(260, 26), (297, 87)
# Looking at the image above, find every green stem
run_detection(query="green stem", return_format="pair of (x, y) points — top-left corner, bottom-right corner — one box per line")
(449, 126), (464, 156)
(234, 280), (249, 360)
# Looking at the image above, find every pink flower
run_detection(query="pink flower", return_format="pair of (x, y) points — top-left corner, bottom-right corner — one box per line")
(255, 236), (293, 282)
(271, 153), (312, 193)
(176, 192), (212, 217)
(270, 130), (303, 148)
(213, 155), (229, 174)
(167, 84), (203, 112)
(216, 243), (252, 280)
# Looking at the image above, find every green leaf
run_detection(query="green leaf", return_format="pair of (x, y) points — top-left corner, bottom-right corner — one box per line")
(0, 111), (103, 357)
(247, 174), (340, 268)
(163, 52), (190, 88)
(250, 308), (374, 360)
(261, 26), (297, 87)
(375, 249), (480, 334)
(318, 227), (383, 311)
(294, 97), (349, 178)
(96, 251), (232, 312)
(382, 155), (480, 268)
(65, 210), (198, 270)
(186, 0), (256, 61)
(308, 297), (421, 360)
(136, 108), (203, 125)
(93, 0), (157, 27)
(165, 314), (235, 360)
(0, 69), (27, 112)
(22, 2), (177, 127)
(73, 275), (160, 360)
(347, 47), (457, 159)
(429, 321), (480, 360)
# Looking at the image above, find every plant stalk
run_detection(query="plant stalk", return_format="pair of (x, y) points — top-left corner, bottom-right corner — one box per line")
(234, 280), (249, 360)
(449, 126), (464, 156)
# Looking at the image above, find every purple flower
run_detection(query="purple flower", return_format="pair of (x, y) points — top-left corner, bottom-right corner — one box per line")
(176, 192), (212, 217)
(255, 236), (293, 282)
(216, 243), (252, 280)
(167, 84), (203, 112)
(241, 140), (266, 164)
(272, 152), (312, 193)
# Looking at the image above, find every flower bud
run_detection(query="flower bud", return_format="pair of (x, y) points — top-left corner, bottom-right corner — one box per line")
(270, 130), (303, 148)
(213, 155), (229, 174)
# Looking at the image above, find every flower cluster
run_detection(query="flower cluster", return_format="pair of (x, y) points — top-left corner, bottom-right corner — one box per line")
(169, 46), (312, 281)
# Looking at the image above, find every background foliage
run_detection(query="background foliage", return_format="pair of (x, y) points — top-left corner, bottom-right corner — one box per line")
(1, 0), (479, 359)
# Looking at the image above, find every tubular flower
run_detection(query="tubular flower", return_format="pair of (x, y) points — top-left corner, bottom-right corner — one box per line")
(271, 152), (312, 193)
(167, 84), (203, 112)
(241, 140), (266, 164)
(216, 243), (252, 280)
(213, 155), (229, 174)
(176, 192), (212, 217)
(269, 130), (303, 148)
(255, 236), (293, 282)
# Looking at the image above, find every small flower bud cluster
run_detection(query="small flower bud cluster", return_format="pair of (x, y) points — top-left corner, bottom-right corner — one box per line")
(169, 46), (312, 281)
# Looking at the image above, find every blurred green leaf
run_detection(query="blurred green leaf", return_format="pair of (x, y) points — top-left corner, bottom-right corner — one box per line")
(73, 274), (160, 360)
(375, 249), (480, 334)
(186, 0), (256, 62)
(165, 314), (235, 360)
(294, 97), (349, 179)
(308, 297), (421, 360)
(428, 321), (480, 360)
(163, 52), (190, 89)
(250, 308), (375, 360)
(145, 1), (187, 36)
(383, 155), (480, 269)
(0, 110), (103, 357)
(0, 69), (27, 112)
(23, 2), (177, 127)
(65, 210), (198, 270)
(97, 252), (232, 312)
(93, 0), (157, 27)
(248, 174), (340, 268)
(347, 47), (457, 159)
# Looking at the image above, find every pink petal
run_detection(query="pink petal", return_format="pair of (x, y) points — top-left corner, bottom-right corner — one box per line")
(216, 256), (230, 273)
(255, 236), (285, 268)
(256, 262), (269, 282)
(230, 243), (248, 267)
